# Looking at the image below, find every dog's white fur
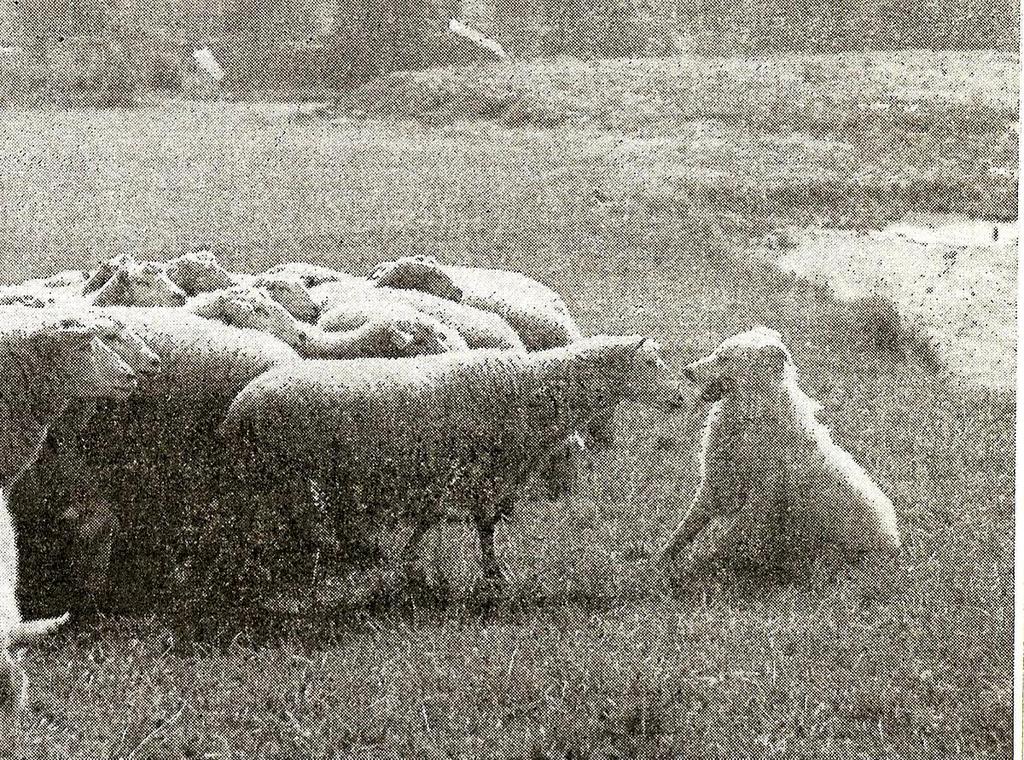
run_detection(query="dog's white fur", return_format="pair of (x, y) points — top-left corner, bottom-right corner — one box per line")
(659, 326), (900, 567)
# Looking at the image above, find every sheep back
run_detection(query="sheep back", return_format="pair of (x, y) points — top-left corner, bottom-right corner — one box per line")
(312, 282), (525, 351)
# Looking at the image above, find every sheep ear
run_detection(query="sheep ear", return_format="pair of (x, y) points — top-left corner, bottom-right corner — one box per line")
(390, 328), (415, 349)
(229, 298), (256, 314)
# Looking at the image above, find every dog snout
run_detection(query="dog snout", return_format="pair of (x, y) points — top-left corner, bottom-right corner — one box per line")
(668, 385), (688, 409)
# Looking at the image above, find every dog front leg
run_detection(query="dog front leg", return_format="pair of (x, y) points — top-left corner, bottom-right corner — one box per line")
(657, 476), (721, 567)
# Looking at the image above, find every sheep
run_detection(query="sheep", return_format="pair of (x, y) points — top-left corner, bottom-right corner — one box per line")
(0, 270), (90, 308)
(657, 326), (901, 572)
(312, 280), (526, 351)
(0, 316), (141, 711)
(370, 254), (582, 351)
(186, 286), (308, 348)
(188, 286), (464, 358)
(11, 309), (302, 615)
(261, 262), (366, 289)
(217, 336), (679, 599)
(164, 250), (236, 296)
(1, 307), (161, 603)
(249, 273), (320, 323)
(292, 317), (466, 359)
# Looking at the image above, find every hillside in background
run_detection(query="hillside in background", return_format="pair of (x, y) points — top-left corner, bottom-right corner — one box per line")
(0, 0), (1018, 103)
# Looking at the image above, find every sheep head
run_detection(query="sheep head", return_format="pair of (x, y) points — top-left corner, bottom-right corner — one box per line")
(166, 250), (236, 296)
(30, 319), (139, 400)
(370, 255), (463, 302)
(88, 316), (162, 379)
(90, 263), (188, 307)
(254, 274), (319, 323)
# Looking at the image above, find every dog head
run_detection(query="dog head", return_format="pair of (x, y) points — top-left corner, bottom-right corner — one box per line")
(683, 326), (793, 402)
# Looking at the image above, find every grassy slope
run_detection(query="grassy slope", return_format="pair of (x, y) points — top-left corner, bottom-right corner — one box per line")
(0, 51), (1016, 757)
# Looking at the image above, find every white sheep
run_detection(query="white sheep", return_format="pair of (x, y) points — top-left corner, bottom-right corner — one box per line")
(164, 250), (236, 296)
(2, 307), (161, 605)
(218, 336), (678, 595)
(186, 286), (309, 348)
(59, 255), (187, 308)
(370, 254), (583, 350)
(11, 309), (302, 614)
(312, 280), (526, 351)
(0, 316), (141, 711)
(249, 273), (320, 323)
(261, 261), (366, 288)
(658, 326), (901, 571)
(188, 286), (465, 358)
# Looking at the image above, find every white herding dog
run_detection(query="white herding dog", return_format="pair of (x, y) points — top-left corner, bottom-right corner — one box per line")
(659, 326), (900, 568)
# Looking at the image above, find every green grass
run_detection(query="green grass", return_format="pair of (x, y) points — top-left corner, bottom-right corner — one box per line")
(0, 51), (1016, 757)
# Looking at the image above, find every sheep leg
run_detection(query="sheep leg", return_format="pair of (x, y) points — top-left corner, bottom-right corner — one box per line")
(398, 519), (430, 581)
(70, 499), (118, 602)
(474, 510), (507, 590)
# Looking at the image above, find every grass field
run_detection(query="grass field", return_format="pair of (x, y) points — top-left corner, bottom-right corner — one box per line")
(0, 51), (1017, 757)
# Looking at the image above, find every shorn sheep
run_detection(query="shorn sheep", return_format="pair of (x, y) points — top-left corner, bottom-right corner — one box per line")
(658, 326), (901, 571)
(0, 317), (141, 712)
(370, 254), (583, 350)
(217, 336), (679, 600)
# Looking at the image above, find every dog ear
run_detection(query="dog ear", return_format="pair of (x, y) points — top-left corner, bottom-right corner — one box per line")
(761, 343), (791, 372)
(751, 324), (783, 340)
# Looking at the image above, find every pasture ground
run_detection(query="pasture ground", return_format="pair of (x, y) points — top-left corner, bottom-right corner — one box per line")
(0, 50), (1016, 757)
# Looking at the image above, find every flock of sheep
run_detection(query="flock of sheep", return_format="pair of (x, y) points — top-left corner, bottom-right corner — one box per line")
(0, 249), (901, 712)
